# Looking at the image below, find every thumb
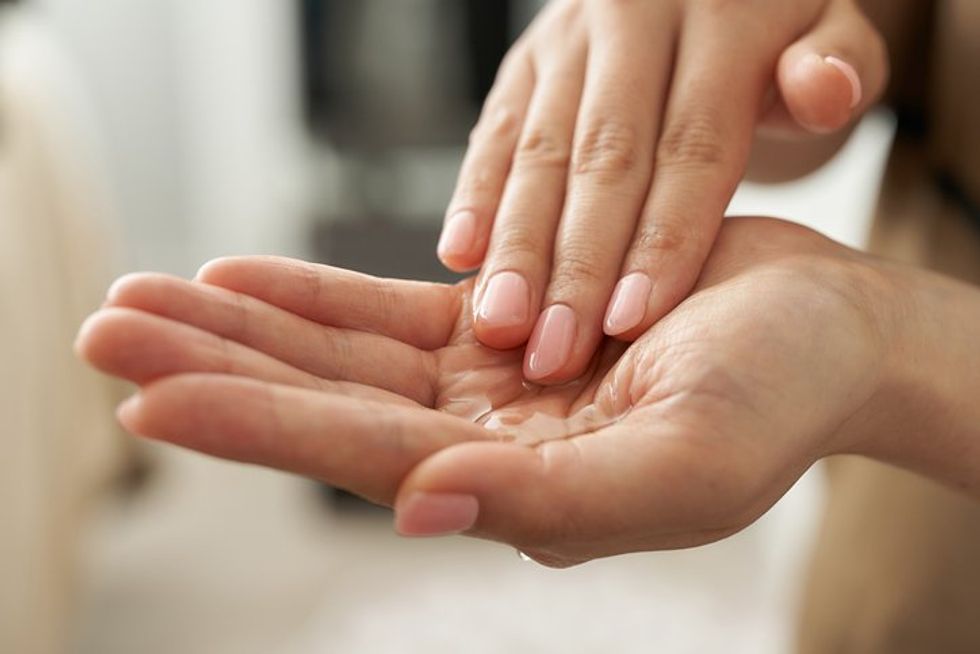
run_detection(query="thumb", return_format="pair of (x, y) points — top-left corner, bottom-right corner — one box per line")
(392, 423), (759, 568)
(761, 0), (889, 136)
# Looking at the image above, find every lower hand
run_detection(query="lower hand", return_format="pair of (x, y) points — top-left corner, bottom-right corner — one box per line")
(77, 217), (901, 567)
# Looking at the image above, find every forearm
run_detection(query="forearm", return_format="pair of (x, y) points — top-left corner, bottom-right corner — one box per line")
(859, 262), (980, 495)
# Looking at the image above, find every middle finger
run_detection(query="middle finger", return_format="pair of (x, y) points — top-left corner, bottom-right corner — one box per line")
(524, 0), (678, 383)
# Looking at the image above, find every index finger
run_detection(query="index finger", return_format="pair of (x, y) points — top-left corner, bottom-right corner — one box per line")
(439, 47), (535, 271)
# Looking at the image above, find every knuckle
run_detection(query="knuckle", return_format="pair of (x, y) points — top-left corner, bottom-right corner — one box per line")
(300, 262), (326, 306)
(469, 106), (520, 145)
(226, 289), (251, 343)
(633, 221), (697, 258)
(456, 166), (496, 200)
(321, 329), (354, 381)
(371, 279), (400, 324)
(572, 119), (642, 178)
(496, 43), (527, 77)
(553, 243), (606, 288)
(657, 112), (729, 172)
(515, 126), (572, 171)
(215, 333), (236, 376)
(493, 224), (547, 262)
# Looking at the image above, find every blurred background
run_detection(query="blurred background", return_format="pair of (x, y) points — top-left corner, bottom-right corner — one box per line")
(0, 1), (895, 652)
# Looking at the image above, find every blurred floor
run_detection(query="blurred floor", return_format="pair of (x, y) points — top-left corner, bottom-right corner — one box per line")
(73, 443), (819, 654)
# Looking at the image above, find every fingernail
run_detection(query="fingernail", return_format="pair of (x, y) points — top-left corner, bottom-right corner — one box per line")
(477, 271), (530, 329)
(437, 210), (477, 261)
(525, 304), (577, 379)
(604, 272), (652, 336)
(395, 492), (479, 537)
(824, 56), (862, 109)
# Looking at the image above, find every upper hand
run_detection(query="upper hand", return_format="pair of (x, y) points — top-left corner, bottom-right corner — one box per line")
(76, 217), (897, 567)
(439, 0), (887, 384)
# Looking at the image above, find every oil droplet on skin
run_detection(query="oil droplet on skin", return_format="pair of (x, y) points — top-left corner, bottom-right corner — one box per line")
(464, 401), (633, 446)
(441, 394), (493, 423)
(439, 357), (635, 445)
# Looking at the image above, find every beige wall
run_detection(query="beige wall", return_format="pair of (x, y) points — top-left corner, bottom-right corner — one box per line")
(0, 11), (124, 653)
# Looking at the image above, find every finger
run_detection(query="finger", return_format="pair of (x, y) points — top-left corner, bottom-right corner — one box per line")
(603, 19), (770, 341)
(763, 0), (889, 136)
(522, 1), (677, 383)
(103, 272), (436, 404)
(439, 47), (534, 271)
(196, 256), (460, 351)
(119, 374), (493, 506)
(472, 9), (587, 350)
(394, 412), (776, 566)
(76, 307), (418, 405)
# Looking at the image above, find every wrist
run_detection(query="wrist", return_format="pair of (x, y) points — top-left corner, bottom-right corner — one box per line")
(840, 259), (980, 494)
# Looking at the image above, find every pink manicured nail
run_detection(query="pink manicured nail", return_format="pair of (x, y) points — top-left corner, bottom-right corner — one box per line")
(395, 492), (479, 537)
(604, 272), (652, 336)
(824, 56), (862, 109)
(437, 210), (477, 261)
(477, 271), (530, 328)
(525, 304), (577, 380)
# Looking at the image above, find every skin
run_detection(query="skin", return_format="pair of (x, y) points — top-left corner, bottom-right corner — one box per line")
(75, 217), (980, 568)
(440, 0), (888, 385)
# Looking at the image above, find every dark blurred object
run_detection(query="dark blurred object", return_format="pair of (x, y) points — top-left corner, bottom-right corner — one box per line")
(463, 0), (512, 102)
(314, 219), (462, 283)
(299, 0), (515, 149)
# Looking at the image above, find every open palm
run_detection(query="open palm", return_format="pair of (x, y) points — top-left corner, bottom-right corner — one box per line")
(77, 218), (885, 566)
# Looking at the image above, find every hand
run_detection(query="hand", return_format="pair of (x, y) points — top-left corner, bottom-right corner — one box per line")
(438, 0), (887, 384)
(76, 217), (900, 567)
